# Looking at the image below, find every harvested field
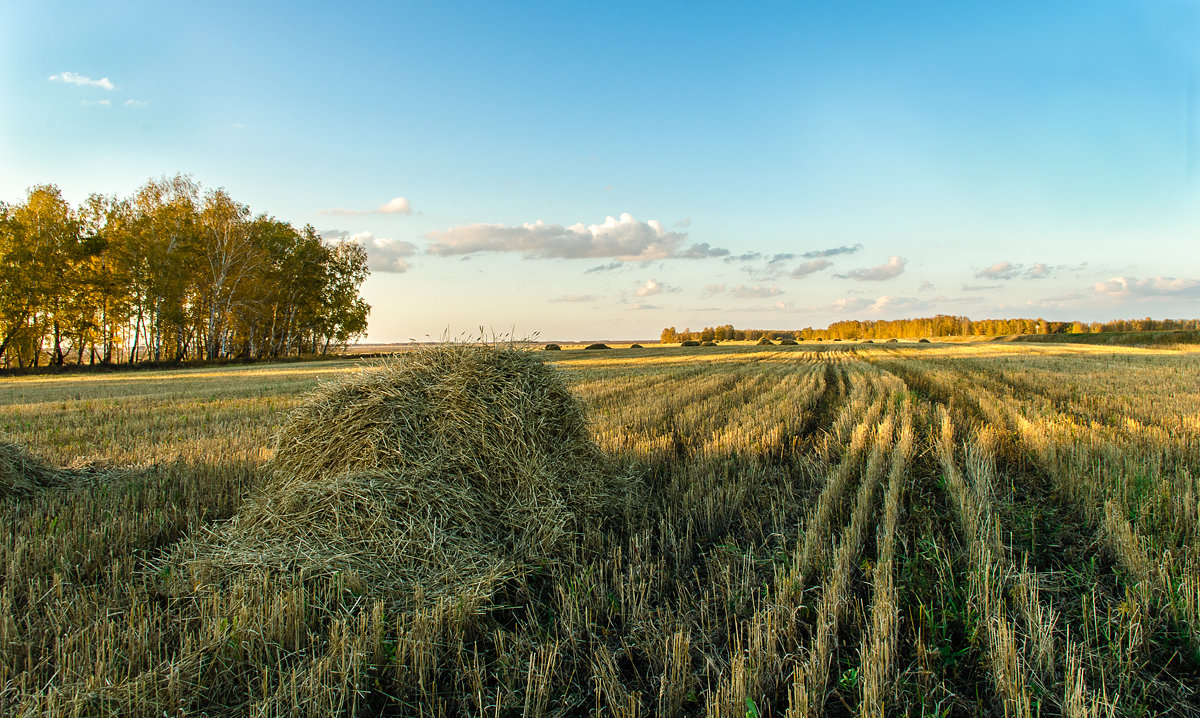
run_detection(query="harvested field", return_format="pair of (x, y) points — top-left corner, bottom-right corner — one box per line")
(1, 341), (1198, 715)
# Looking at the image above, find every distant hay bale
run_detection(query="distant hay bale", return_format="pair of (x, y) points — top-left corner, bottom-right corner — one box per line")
(779, 338), (798, 346)
(886, 338), (898, 343)
(0, 437), (62, 498)
(918, 338), (931, 343)
(756, 338), (773, 346)
(168, 345), (627, 607)
(701, 341), (716, 346)
(681, 340), (701, 347)
(863, 339), (873, 344)
(629, 343), (644, 349)
(584, 343), (611, 350)
(543, 343), (561, 351)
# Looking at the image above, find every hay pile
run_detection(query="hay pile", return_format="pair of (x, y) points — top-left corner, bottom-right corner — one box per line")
(0, 436), (62, 498)
(170, 345), (624, 605)
(757, 338), (774, 346)
(779, 338), (798, 346)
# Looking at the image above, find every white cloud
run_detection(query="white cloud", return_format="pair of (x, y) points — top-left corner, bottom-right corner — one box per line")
(627, 303), (658, 311)
(731, 285), (784, 299)
(675, 218), (691, 228)
(81, 99), (111, 107)
(319, 196), (414, 216)
(843, 256), (907, 281)
(635, 279), (678, 297)
(426, 212), (728, 262)
(49, 71), (114, 90)
(702, 284), (726, 297)
(790, 259), (832, 278)
(378, 196), (412, 214)
(324, 230), (417, 273)
(1093, 276), (1200, 299)
(124, 99), (149, 108)
(1027, 263), (1050, 279)
(551, 294), (597, 303)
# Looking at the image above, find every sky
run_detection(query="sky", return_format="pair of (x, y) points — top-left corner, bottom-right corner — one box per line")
(2, 1), (1198, 341)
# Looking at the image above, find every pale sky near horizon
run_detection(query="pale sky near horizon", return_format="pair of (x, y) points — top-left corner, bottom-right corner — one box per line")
(2, 1), (1198, 341)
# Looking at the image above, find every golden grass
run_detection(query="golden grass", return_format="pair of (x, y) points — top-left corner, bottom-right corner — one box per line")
(2, 341), (1198, 715)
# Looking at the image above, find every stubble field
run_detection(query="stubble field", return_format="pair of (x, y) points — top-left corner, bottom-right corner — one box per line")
(1, 341), (1198, 716)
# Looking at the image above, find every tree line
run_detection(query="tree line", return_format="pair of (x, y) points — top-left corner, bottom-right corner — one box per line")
(661, 316), (1200, 343)
(0, 175), (370, 368)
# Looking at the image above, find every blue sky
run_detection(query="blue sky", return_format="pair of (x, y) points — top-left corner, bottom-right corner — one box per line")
(2, 1), (1198, 341)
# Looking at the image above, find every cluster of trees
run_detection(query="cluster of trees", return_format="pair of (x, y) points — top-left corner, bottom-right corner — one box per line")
(662, 316), (1200, 344)
(0, 175), (370, 368)
(661, 325), (797, 343)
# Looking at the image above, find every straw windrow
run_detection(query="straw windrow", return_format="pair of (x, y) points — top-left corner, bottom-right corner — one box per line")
(0, 435), (64, 497)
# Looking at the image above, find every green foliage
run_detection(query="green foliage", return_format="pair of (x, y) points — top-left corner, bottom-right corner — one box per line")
(0, 177), (371, 366)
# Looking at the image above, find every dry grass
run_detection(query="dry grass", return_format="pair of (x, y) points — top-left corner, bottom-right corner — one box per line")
(0, 435), (64, 497)
(168, 345), (631, 607)
(1, 341), (1198, 715)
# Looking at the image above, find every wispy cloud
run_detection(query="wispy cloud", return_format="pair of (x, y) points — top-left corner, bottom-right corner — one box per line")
(829, 294), (934, 313)
(124, 99), (149, 108)
(80, 99), (111, 107)
(961, 282), (1002, 291)
(867, 295), (934, 312)
(724, 251), (794, 265)
(831, 297), (870, 312)
(842, 255), (907, 281)
(627, 302), (658, 311)
(1093, 276), (1200, 299)
(322, 230), (417, 273)
(976, 261), (1021, 280)
(551, 294), (597, 303)
(319, 196), (413, 216)
(585, 261), (623, 273)
(977, 261), (1059, 280)
(426, 213), (728, 262)
(731, 284), (784, 299)
(702, 284), (726, 297)
(49, 71), (114, 90)
(790, 259), (832, 278)
(803, 243), (862, 259)
(635, 279), (678, 297)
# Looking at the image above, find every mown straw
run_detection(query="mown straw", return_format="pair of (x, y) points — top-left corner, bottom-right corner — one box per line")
(168, 344), (625, 607)
(0, 435), (63, 497)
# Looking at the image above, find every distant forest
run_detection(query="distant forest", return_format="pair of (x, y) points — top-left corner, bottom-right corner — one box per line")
(661, 316), (1200, 343)
(0, 175), (370, 368)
